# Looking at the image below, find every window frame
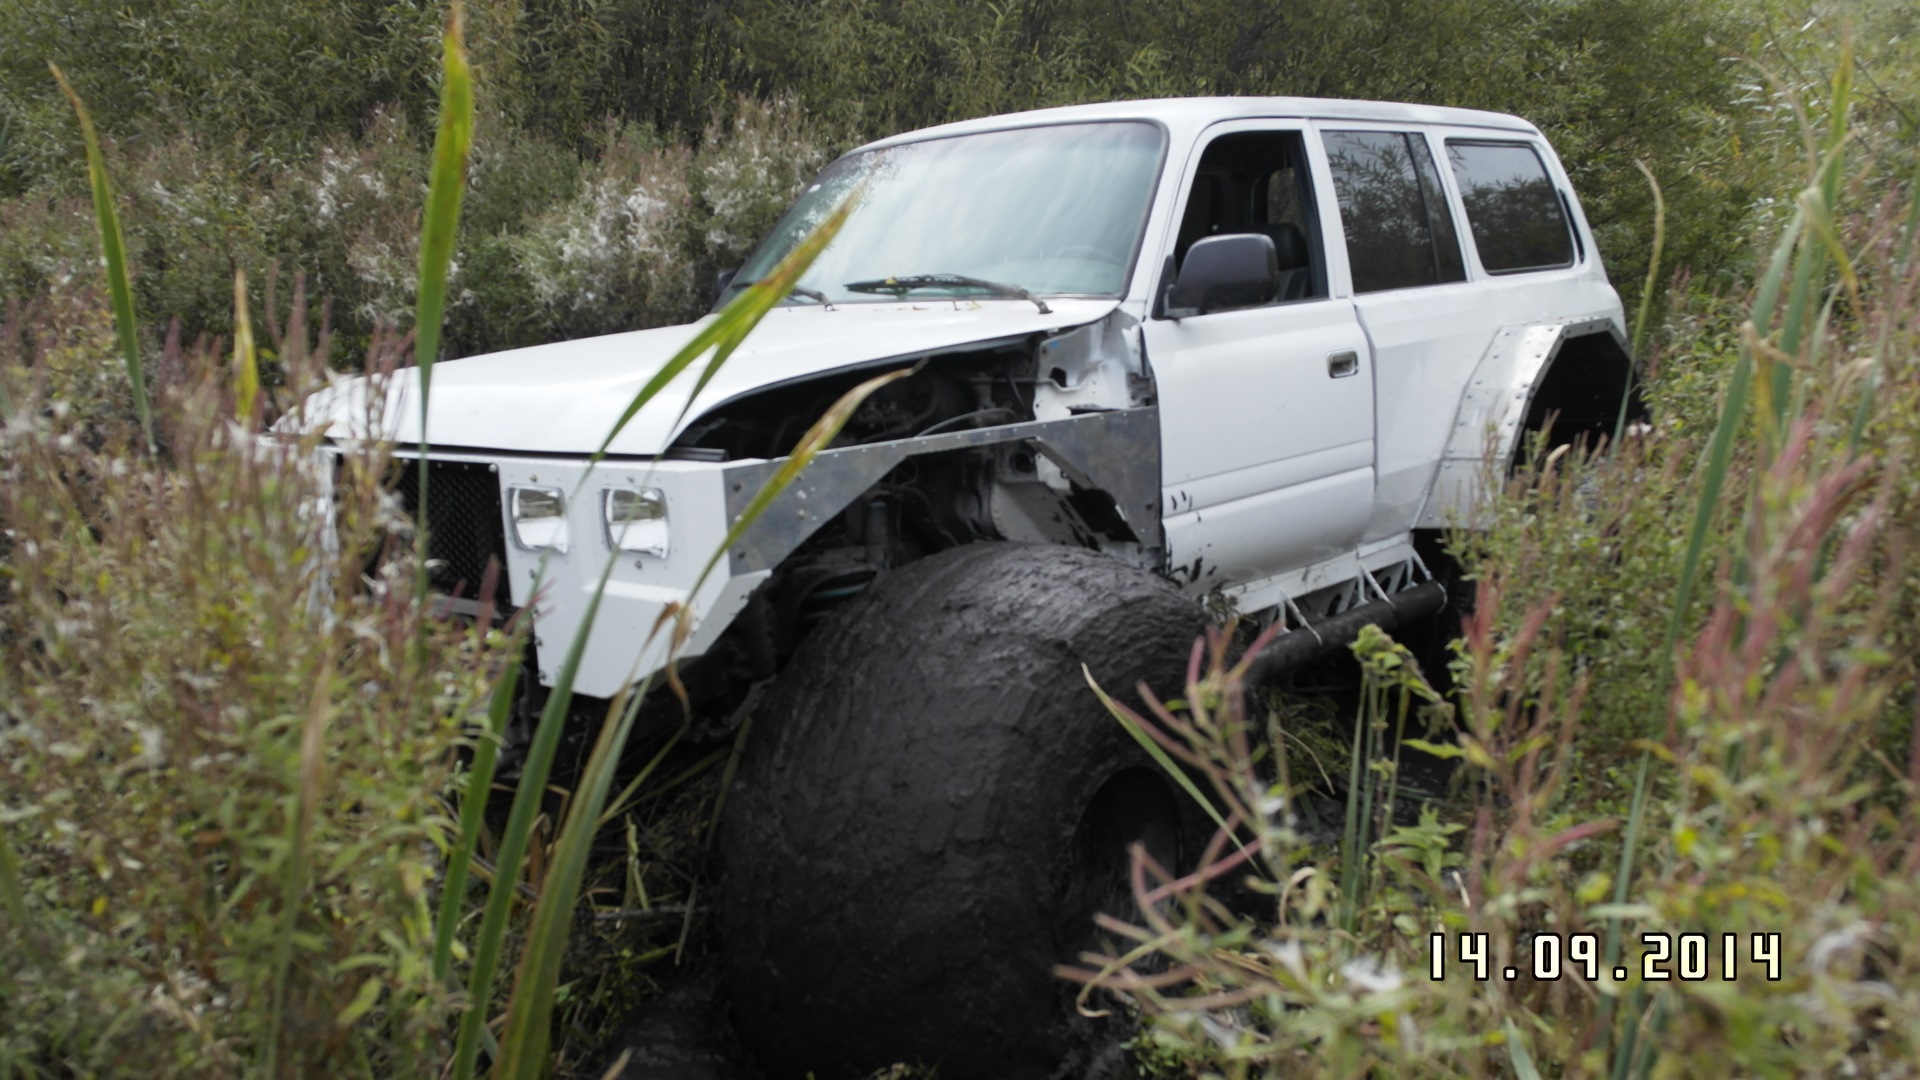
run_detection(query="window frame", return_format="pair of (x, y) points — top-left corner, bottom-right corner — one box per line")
(1316, 125), (1472, 296)
(1151, 119), (1338, 320)
(1442, 137), (1579, 277)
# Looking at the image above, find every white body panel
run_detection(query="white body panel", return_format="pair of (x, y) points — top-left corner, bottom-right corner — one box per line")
(1331, 121), (1624, 542)
(1148, 118), (1377, 590)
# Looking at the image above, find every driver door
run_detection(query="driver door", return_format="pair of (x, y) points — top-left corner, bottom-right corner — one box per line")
(1146, 120), (1376, 591)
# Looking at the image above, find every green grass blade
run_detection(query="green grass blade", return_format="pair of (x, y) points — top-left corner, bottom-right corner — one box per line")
(1661, 206), (1804, 667)
(477, 553), (621, 1079)
(1749, 209), (1807, 340)
(596, 723), (686, 831)
(0, 821), (28, 933)
(1627, 160), (1666, 366)
(414, 2), (473, 397)
(1083, 666), (1243, 862)
(265, 650), (334, 1076)
(49, 63), (152, 454)
(1902, 157), (1920, 276)
(1595, 751), (1652, 1062)
(1848, 152), (1920, 460)
(1777, 212), (1825, 362)
(1617, 161), (1665, 444)
(449, 560), (613, 1080)
(1605, 157), (1666, 443)
(457, 180), (855, 1080)
(431, 636), (525, 984)
(1631, 993), (1669, 1078)
(233, 269), (259, 425)
(410, 1), (475, 640)
(1504, 1018), (1544, 1080)
(1825, 39), (1853, 154)
(703, 716), (753, 850)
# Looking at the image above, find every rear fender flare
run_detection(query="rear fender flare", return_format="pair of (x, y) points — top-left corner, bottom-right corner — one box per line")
(1415, 317), (1636, 529)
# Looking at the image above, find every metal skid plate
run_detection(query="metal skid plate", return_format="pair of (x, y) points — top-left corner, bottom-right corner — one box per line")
(720, 407), (1163, 575)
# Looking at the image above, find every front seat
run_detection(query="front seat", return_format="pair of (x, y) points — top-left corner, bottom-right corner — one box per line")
(1243, 222), (1312, 301)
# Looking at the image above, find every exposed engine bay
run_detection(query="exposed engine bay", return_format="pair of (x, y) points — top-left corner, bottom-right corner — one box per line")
(653, 314), (1161, 715)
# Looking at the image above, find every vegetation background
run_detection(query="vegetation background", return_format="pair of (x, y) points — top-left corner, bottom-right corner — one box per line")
(0, 0), (1834, 364)
(1, 0), (1917, 1077)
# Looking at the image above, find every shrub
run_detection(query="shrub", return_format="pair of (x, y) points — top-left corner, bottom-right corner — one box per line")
(507, 122), (699, 340)
(0, 315), (504, 1077)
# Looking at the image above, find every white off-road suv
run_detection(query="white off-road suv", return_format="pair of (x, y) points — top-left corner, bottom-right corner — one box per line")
(315, 97), (1637, 1078)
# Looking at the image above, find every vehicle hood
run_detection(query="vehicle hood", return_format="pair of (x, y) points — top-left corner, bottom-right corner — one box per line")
(301, 299), (1119, 456)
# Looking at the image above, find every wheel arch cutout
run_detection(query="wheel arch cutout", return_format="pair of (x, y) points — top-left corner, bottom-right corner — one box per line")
(1414, 317), (1641, 530)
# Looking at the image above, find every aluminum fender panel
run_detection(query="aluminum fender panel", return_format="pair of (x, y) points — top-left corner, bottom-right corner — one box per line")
(1414, 317), (1621, 529)
(721, 408), (1163, 575)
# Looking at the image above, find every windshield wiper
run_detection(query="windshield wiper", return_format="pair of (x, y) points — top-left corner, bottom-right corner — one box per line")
(730, 279), (833, 308)
(843, 273), (1051, 314)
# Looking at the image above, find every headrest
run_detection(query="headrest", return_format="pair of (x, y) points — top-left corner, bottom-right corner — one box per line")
(1250, 222), (1309, 269)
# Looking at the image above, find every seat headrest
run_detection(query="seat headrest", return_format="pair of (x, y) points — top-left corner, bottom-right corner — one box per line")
(1251, 222), (1309, 270)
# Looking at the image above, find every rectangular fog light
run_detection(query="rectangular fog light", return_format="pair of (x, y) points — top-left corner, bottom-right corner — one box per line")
(508, 485), (570, 553)
(605, 487), (669, 558)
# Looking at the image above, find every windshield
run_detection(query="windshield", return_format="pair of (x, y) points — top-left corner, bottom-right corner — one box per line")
(723, 121), (1165, 307)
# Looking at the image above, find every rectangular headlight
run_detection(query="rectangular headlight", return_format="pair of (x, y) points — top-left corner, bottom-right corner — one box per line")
(508, 485), (569, 553)
(604, 487), (669, 557)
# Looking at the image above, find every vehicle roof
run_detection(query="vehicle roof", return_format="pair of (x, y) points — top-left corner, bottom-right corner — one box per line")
(855, 96), (1542, 154)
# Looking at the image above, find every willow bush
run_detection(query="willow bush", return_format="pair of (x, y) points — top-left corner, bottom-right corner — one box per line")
(2, 0), (1852, 363)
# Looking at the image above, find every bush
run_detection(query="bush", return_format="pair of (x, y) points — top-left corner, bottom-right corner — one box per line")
(0, 95), (839, 366)
(0, 309), (504, 1076)
(0, 0), (1824, 365)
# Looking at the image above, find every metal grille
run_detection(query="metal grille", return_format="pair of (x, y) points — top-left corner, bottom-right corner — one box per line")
(392, 459), (508, 598)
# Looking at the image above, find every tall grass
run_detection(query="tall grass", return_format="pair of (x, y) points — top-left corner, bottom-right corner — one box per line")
(47, 62), (150, 453)
(0, 299), (491, 1075)
(7, 8), (874, 1075)
(407, 2), (475, 658)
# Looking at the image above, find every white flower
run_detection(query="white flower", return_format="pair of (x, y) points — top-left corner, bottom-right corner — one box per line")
(1260, 938), (1307, 980)
(1341, 956), (1405, 994)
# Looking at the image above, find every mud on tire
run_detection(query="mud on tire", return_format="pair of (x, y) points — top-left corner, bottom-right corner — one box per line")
(717, 542), (1209, 1079)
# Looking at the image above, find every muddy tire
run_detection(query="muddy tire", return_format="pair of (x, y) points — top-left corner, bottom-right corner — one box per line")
(717, 542), (1208, 1079)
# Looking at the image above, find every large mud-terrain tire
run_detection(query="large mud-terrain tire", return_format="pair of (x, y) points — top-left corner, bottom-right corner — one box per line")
(718, 542), (1209, 1079)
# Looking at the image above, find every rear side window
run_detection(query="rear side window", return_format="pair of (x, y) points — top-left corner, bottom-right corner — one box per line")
(1322, 130), (1466, 294)
(1445, 141), (1575, 274)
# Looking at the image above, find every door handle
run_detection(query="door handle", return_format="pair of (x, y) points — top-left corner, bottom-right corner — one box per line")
(1327, 350), (1359, 378)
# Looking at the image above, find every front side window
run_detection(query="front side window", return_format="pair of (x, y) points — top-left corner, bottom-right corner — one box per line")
(724, 121), (1165, 306)
(1445, 140), (1575, 274)
(1168, 129), (1325, 309)
(1322, 130), (1466, 294)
